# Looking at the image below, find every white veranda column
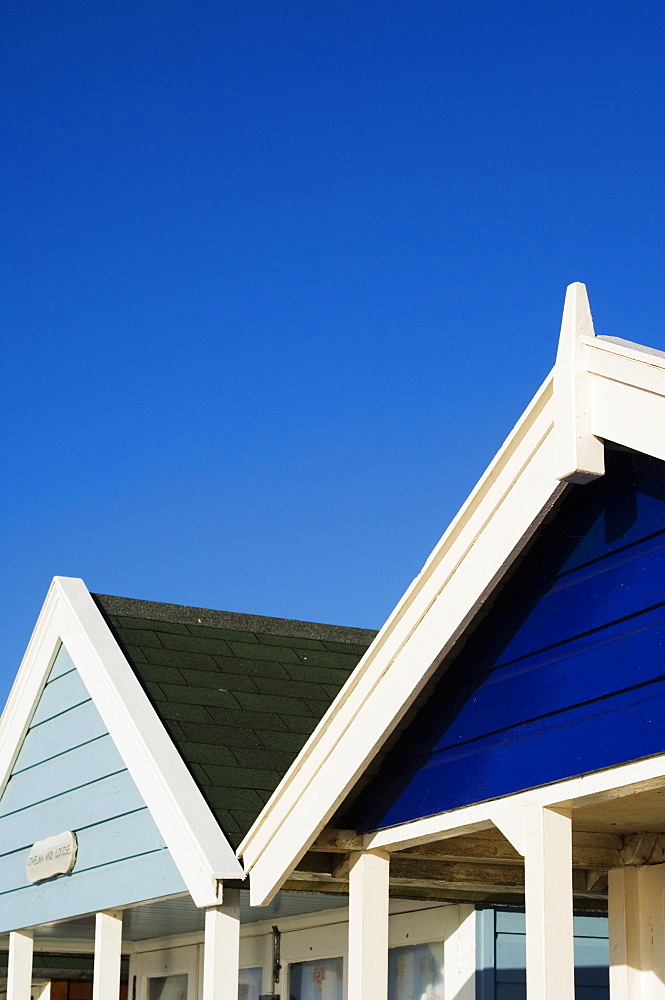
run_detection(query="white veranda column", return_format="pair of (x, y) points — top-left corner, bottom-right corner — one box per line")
(609, 864), (665, 1000)
(524, 806), (574, 1000)
(348, 850), (390, 1000)
(202, 888), (241, 1000)
(93, 911), (123, 1000)
(443, 905), (476, 1000)
(7, 929), (33, 1000)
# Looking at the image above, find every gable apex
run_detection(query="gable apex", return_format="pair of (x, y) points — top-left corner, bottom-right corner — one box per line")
(0, 577), (243, 909)
(239, 284), (665, 905)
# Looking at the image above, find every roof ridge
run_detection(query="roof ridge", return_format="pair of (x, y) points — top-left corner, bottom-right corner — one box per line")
(92, 593), (378, 645)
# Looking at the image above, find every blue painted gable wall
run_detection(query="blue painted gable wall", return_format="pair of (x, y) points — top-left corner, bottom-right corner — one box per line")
(347, 448), (665, 832)
(0, 645), (185, 931)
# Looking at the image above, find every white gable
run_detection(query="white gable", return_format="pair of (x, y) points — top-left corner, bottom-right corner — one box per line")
(0, 577), (243, 912)
(239, 283), (665, 904)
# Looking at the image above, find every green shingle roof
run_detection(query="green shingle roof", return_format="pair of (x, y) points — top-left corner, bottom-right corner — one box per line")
(92, 595), (377, 850)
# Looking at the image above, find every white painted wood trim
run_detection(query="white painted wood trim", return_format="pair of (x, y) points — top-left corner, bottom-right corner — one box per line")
(0, 585), (62, 797)
(93, 911), (123, 1000)
(202, 892), (240, 1000)
(0, 577), (243, 916)
(591, 376), (665, 463)
(7, 930), (33, 1000)
(347, 852), (390, 1000)
(524, 807), (574, 1000)
(608, 864), (665, 999)
(443, 906), (475, 1000)
(608, 867), (641, 1000)
(553, 282), (604, 483)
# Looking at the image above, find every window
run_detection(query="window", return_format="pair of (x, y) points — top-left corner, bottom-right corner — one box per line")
(147, 976), (188, 1000)
(289, 956), (344, 1000)
(388, 942), (444, 1000)
(238, 968), (262, 1000)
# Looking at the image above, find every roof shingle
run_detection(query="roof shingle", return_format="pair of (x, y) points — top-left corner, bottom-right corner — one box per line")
(92, 594), (376, 850)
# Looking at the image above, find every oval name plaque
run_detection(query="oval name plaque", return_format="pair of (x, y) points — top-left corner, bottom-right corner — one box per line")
(26, 831), (78, 883)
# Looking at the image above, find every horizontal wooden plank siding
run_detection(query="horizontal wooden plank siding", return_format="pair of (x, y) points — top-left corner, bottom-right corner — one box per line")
(476, 909), (609, 999)
(346, 449), (665, 831)
(0, 645), (185, 931)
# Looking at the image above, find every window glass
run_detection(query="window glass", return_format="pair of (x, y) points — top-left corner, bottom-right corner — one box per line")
(238, 967), (262, 1000)
(388, 942), (444, 1000)
(289, 956), (344, 1000)
(147, 975), (188, 1000)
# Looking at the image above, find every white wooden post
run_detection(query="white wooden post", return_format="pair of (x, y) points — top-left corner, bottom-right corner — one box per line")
(443, 905), (476, 1000)
(93, 911), (123, 1000)
(7, 929), (33, 1000)
(524, 806), (574, 1000)
(609, 864), (665, 999)
(348, 850), (390, 1000)
(202, 888), (241, 1000)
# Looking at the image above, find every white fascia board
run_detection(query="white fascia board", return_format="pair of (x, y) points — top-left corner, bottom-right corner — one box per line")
(0, 578), (243, 906)
(0, 582), (62, 797)
(241, 375), (567, 903)
(585, 335), (665, 463)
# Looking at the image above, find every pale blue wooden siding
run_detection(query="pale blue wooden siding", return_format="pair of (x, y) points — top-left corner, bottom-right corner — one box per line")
(0, 644), (186, 931)
(476, 909), (609, 999)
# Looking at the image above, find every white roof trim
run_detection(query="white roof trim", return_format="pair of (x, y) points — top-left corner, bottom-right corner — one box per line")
(240, 283), (665, 905)
(0, 577), (243, 905)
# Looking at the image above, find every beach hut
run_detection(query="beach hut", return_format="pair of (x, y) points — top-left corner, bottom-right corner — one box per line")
(240, 283), (665, 1000)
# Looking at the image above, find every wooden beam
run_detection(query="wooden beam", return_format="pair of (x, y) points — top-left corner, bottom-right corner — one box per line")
(621, 832), (665, 866)
(310, 828), (623, 869)
(292, 858), (606, 899)
(395, 831), (622, 869)
(311, 828), (364, 852)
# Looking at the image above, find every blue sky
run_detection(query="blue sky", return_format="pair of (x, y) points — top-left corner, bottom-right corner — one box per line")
(3, 0), (665, 705)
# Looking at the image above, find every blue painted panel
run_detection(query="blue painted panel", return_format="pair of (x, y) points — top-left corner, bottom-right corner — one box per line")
(477, 909), (609, 1000)
(0, 849), (185, 932)
(30, 668), (90, 727)
(476, 534), (665, 672)
(48, 645), (76, 680)
(0, 770), (144, 848)
(351, 673), (665, 826)
(476, 909), (496, 1000)
(424, 606), (665, 752)
(0, 735), (125, 816)
(14, 700), (107, 773)
(0, 645), (185, 931)
(346, 449), (665, 832)
(0, 807), (166, 893)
